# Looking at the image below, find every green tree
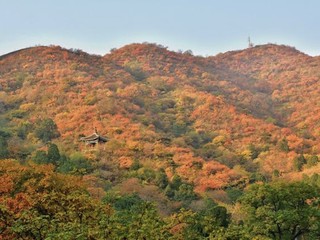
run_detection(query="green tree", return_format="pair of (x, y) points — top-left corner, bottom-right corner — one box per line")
(0, 130), (10, 159)
(120, 202), (171, 239)
(124, 61), (147, 81)
(164, 185), (175, 199)
(47, 143), (61, 165)
(130, 159), (141, 170)
(17, 121), (32, 139)
(0, 136), (9, 159)
(226, 187), (243, 203)
(174, 184), (197, 202)
(278, 138), (290, 152)
(171, 174), (182, 189)
(248, 143), (260, 160)
(33, 150), (48, 164)
(239, 181), (320, 239)
(12, 191), (113, 239)
(105, 193), (171, 239)
(56, 152), (92, 175)
(303, 173), (320, 187)
(112, 193), (142, 211)
(184, 131), (201, 148)
(169, 203), (230, 240)
(306, 155), (319, 168)
(35, 118), (60, 143)
(293, 154), (306, 171)
(137, 168), (156, 183)
(155, 168), (169, 189)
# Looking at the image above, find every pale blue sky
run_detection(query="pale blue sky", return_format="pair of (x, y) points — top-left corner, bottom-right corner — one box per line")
(1, 0), (319, 56)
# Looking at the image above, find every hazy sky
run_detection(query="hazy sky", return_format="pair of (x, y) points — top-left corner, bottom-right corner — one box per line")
(1, 0), (320, 56)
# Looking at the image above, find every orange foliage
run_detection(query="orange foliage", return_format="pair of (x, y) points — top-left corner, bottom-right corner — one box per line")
(1, 42), (320, 193)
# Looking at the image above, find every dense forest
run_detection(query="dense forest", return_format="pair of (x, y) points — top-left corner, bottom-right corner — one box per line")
(1, 43), (320, 239)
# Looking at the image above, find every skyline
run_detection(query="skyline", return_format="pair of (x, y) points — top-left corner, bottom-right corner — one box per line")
(1, 0), (320, 57)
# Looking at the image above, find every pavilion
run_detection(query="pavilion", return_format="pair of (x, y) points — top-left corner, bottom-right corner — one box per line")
(80, 128), (108, 147)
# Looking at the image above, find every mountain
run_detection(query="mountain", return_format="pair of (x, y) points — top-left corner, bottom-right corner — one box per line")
(211, 44), (320, 135)
(0, 43), (319, 198)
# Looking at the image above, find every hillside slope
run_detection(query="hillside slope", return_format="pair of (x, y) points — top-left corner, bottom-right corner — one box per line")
(0, 43), (319, 195)
(211, 44), (320, 142)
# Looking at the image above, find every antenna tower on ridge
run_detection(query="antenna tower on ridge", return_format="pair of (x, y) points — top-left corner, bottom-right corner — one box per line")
(248, 36), (254, 48)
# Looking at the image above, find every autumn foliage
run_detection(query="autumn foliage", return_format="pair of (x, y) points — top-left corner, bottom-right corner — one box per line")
(1, 43), (320, 238)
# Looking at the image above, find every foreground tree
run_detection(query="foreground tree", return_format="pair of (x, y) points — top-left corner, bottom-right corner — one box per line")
(167, 198), (230, 240)
(239, 181), (320, 239)
(0, 160), (113, 239)
(104, 193), (172, 239)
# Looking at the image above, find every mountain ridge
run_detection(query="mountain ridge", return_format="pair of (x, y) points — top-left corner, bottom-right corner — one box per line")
(2, 42), (312, 60)
(0, 42), (319, 194)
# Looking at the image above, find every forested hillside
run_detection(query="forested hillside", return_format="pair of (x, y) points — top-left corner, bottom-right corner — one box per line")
(1, 43), (320, 239)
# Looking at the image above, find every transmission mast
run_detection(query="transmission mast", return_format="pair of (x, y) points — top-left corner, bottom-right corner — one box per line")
(248, 37), (254, 48)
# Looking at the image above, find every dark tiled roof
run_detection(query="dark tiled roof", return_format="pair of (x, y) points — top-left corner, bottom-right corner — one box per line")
(80, 133), (108, 142)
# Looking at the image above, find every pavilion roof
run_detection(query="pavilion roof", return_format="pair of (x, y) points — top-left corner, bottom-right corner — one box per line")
(80, 132), (108, 142)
